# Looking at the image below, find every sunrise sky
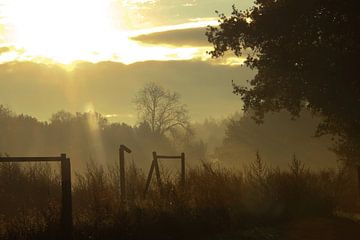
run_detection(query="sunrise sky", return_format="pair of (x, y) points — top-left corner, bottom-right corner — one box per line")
(0, 0), (255, 123)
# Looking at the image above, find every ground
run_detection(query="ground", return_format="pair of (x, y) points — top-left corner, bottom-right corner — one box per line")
(281, 217), (360, 240)
(210, 216), (360, 240)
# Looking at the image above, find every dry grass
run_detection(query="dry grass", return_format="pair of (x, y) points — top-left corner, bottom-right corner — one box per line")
(0, 155), (359, 240)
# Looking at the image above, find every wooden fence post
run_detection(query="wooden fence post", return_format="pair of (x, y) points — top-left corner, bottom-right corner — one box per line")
(119, 145), (131, 203)
(357, 165), (360, 198)
(0, 155), (74, 240)
(144, 160), (155, 197)
(60, 154), (73, 240)
(144, 152), (185, 197)
(153, 152), (163, 194)
(181, 152), (185, 187)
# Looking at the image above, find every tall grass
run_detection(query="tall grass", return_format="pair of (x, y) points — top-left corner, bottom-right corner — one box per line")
(0, 155), (359, 240)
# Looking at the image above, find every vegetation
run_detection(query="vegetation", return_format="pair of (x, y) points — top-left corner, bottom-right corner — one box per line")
(1, 0), (359, 239)
(215, 110), (336, 169)
(206, 0), (360, 164)
(133, 82), (190, 136)
(1, 82), (356, 239)
(0, 104), (202, 170)
(0, 154), (359, 240)
(0, 105), (336, 171)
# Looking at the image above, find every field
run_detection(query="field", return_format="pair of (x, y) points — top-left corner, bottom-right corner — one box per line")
(0, 155), (359, 240)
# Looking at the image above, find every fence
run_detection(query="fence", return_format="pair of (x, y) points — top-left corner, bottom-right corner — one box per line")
(144, 151), (185, 196)
(0, 154), (73, 240)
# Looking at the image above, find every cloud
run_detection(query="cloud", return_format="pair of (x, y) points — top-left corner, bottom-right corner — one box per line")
(104, 114), (119, 118)
(124, 0), (157, 4)
(119, 0), (255, 28)
(132, 27), (209, 47)
(182, 3), (197, 7)
(0, 60), (255, 123)
(0, 46), (13, 55)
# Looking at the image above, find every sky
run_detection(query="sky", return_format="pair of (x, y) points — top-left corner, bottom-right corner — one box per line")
(0, 0), (255, 124)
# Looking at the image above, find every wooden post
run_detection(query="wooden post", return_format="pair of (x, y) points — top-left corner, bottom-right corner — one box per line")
(181, 152), (185, 187)
(0, 155), (74, 240)
(153, 151), (162, 194)
(60, 154), (73, 240)
(144, 161), (155, 197)
(357, 165), (360, 198)
(119, 145), (131, 203)
(144, 152), (186, 196)
(144, 152), (163, 197)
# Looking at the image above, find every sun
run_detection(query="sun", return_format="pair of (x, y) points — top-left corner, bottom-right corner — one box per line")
(3, 0), (125, 63)
(1, 0), (215, 65)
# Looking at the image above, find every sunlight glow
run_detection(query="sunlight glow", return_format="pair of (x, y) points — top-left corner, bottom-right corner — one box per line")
(85, 102), (107, 164)
(3, 0), (125, 63)
(1, 0), (219, 65)
(129, 19), (218, 36)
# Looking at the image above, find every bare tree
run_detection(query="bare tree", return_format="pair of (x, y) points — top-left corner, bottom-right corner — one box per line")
(134, 82), (190, 136)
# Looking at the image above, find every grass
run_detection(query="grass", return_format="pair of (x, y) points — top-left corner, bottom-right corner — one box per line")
(0, 154), (359, 240)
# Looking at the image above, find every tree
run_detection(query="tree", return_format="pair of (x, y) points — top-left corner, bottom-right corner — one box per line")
(133, 82), (190, 136)
(215, 111), (336, 168)
(206, 0), (360, 163)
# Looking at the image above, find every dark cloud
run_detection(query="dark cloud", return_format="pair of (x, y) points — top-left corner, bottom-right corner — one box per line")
(132, 27), (209, 47)
(0, 60), (255, 123)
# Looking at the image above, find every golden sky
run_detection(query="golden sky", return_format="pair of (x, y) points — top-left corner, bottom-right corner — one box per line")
(0, 0), (255, 123)
(0, 0), (253, 65)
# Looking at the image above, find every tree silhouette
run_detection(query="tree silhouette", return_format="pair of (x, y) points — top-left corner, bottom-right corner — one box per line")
(133, 82), (190, 136)
(206, 0), (360, 163)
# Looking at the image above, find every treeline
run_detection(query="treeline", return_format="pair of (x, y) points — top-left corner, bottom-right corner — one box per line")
(0, 105), (205, 170)
(214, 111), (337, 169)
(0, 104), (337, 171)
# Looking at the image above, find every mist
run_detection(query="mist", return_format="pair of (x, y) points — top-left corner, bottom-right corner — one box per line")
(1, 0), (360, 239)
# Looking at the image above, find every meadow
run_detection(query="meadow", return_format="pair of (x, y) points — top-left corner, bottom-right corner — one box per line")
(0, 154), (359, 240)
